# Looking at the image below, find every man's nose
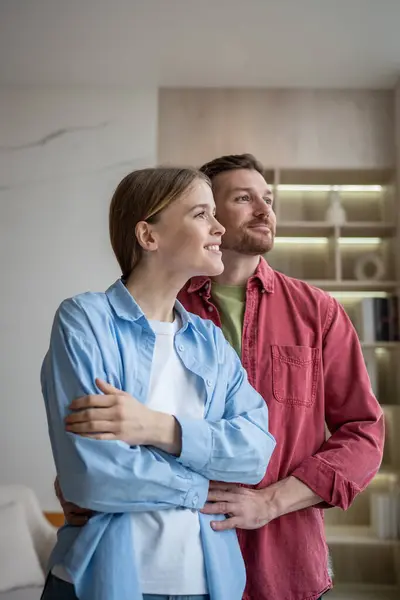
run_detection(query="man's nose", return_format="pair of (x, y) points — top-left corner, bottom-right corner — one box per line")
(253, 197), (270, 216)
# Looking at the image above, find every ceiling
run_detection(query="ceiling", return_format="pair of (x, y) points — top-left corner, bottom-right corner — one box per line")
(1, 0), (400, 89)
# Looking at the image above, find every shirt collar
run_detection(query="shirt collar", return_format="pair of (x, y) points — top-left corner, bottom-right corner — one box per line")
(105, 279), (201, 332)
(187, 276), (211, 294)
(187, 257), (275, 295)
(251, 257), (275, 293)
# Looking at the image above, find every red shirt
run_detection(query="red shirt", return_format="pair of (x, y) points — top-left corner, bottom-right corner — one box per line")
(178, 258), (384, 600)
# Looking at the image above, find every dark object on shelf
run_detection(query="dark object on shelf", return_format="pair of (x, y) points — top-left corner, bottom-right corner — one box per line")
(357, 296), (399, 342)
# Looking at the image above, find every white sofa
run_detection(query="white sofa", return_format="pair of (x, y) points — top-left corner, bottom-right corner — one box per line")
(0, 485), (58, 600)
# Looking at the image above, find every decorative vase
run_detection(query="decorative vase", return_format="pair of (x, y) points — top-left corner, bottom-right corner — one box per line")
(354, 253), (385, 281)
(325, 190), (346, 226)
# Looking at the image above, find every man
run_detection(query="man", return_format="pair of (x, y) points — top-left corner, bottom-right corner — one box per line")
(56, 154), (384, 600)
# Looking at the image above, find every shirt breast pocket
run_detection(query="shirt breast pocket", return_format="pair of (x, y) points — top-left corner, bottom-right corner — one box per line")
(271, 345), (320, 408)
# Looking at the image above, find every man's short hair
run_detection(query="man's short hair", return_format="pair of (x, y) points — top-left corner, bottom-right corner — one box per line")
(199, 153), (265, 182)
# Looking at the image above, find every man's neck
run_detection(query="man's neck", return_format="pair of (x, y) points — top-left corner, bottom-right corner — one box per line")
(212, 251), (260, 286)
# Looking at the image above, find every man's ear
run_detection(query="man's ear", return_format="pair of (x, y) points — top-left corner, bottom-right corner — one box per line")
(135, 221), (159, 252)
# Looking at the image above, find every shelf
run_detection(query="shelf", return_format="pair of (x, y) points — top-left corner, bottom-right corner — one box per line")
(372, 468), (400, 486)
(307, 280), (399, 292)
(361, 342), (400, 349)
(277, 222), (334, 237)
(325, 525), (400, 546)
(376, 466), (400, 475)
(328, 584), (400, 600)
(382, 404), (400, 410)
(341, 222), (396, 237)
(278, 168), (394, 186)
(276, 221), (396, 238)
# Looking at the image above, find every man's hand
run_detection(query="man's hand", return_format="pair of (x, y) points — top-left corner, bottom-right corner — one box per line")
(200, 481), (279, 531)
(54, 477), (93, 527)
(201, 477), (323, 532)
(65, 378), (182, 454)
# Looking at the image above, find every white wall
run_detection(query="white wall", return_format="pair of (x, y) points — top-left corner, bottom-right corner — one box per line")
(0, 88), (158, 510)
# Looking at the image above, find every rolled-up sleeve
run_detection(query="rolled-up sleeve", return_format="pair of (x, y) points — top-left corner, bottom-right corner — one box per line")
(42, 300), (209, 513)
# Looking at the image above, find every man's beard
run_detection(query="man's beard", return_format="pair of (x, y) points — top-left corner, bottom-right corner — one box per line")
(221, 225), (275, 255)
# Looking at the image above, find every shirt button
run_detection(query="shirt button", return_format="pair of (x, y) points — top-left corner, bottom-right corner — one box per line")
(192, 494), (199, 507)
(206, 379), (212, 387)
(178, 344), (184, 352)
(207, 306), (213, 313)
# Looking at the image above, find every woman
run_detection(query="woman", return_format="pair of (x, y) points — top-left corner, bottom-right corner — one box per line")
(40, 167), (276, 600)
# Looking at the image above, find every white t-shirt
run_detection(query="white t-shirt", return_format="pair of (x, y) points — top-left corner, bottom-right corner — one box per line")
(131, 316), (208, 595)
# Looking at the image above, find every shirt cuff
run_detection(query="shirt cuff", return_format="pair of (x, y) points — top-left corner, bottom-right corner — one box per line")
(175, 415), (212, 473)
(182, 475), (209, 510)
(291, 455), (361, 510)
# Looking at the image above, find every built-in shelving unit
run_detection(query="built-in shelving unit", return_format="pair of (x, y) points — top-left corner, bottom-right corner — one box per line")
(267, 168), (400, 594)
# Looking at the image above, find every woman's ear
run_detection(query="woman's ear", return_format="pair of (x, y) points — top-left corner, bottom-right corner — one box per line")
(135, 221), (159, 252)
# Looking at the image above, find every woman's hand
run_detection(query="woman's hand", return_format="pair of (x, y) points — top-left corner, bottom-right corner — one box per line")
(65, 379), (182, 454)
(65, 379), (158, 445)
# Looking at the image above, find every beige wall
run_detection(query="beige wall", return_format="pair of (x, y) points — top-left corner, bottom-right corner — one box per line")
(158, 89), (395, 169)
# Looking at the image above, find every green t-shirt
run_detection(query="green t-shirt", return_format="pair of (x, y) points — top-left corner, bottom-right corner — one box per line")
(211, 282), (246, 357)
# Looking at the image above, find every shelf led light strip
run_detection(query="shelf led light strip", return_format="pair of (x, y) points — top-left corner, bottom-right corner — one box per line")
(277, 185), (383, 192)
(339, 237), (382, 245)
(274, 237), (382, 245)
(375, 348), (390, 356)
(329, 291), (388, 300)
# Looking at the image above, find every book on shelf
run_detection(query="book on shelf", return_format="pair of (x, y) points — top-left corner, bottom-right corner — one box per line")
(355, 296), (399, 343)
(362, 347), (378, 396)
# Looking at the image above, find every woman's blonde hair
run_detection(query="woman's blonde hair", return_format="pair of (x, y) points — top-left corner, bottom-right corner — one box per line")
(109, 167), (210, 279)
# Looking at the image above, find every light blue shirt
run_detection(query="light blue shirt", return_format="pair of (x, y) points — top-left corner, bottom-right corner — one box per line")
(41, 279), (276, 600)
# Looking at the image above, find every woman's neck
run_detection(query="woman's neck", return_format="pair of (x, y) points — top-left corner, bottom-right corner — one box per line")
(125, 262), (185, 322)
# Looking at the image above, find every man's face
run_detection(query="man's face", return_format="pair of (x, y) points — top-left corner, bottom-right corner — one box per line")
(212, 169), (276, 255)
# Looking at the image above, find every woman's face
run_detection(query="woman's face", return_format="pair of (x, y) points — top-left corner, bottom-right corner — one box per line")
(149, 179), (225, 279)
